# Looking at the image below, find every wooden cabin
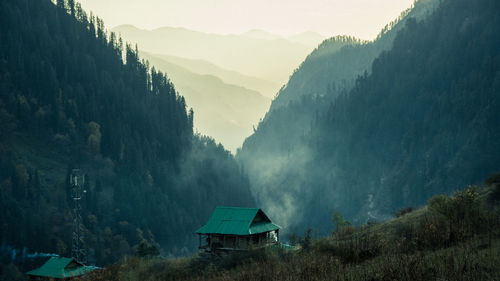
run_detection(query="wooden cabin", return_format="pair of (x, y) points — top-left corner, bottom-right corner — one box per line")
(196, 207), (280, 253)
(26, 257), (95, 280)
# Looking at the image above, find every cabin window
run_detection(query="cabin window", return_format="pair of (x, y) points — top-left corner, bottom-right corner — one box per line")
(267, 230), (278, 243)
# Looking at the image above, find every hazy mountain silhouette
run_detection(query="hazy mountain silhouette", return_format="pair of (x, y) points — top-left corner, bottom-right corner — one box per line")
(148, 53), (280, 98)
(287, 31), (325, 47)
(240, 29), (325, 47)
(112, 25), (318, 149)
(112, 25), (316, 86)
(241, 29), (282, 41)
(141, 51), (270, 152)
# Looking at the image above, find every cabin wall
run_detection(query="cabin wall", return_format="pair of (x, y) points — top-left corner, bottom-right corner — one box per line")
(199, 230), (279, 252)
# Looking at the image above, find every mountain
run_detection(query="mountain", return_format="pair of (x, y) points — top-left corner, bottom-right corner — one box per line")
(238, 0), (441, 229)
(111, 25), (314, 86)
(0, 0), (254, 266)
(240, 30), (325, 47)
(238, 0), (500, 235)
(147, 53), (279, 98)
(287, 31), (325, 47)
(140, 51), (271, 152)
(270, 0), (440, 111)
(241, 29), (282, 41)
(112, 25), (314, 150)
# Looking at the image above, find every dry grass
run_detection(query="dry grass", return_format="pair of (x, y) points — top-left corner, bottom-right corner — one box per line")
(85, 185), (500, 281)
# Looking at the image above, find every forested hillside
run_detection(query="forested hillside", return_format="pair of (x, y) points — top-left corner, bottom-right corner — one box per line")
(269, 0), (439, 111)
(0, 0), (254, 266)
(238, 0), (500, 235)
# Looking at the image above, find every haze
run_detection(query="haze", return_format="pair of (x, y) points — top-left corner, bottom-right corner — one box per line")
(75, 0), (417, 152)
(77, 0), (415, 40)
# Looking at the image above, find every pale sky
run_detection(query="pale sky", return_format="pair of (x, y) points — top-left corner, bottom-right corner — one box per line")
(77, 0), (415, 40)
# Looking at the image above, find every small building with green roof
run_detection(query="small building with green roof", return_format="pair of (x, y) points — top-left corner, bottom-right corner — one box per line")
(196, 207), (280, 252)
(26, 257), (96, 280)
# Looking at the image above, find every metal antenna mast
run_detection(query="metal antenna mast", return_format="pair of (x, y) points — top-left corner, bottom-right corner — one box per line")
(70, 169), (87, 264)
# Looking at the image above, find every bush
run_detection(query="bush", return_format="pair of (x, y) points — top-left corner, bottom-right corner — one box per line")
(394, 207), (415, 217)
(135, 239), (160, 258)
(317, 231), (385, 263)
(488, 183), (500, 204)
(429, 186), (481, 225)
(415, 214), (450, 249)
(428, 186), (486, 244)
(485, 171), (500, 185)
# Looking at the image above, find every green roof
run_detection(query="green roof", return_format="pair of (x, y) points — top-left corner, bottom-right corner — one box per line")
(196, 207), (280, 235)
(26, 257), (95, 278)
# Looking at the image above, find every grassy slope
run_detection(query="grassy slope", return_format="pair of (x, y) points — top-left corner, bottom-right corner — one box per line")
(85, 180), (500, 281)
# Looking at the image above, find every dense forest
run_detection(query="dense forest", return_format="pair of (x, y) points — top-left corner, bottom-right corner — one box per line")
(0, 0), (254, 266)
(238, 0), (500, 235)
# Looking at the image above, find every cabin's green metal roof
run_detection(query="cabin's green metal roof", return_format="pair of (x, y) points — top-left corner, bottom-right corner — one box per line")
(26, 257), (95, 278)
(249, 221), (280, 234)
(196, 207), (280, 235)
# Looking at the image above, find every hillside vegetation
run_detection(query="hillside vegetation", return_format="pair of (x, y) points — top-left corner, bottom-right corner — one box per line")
(238, 0), (500, 235)
(0, 0), (254, 266)
(83, 176), (500, 281)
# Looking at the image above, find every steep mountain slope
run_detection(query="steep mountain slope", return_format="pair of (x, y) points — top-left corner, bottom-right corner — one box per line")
(307, 0), (500, 224)
(237, 0), (440, 229)
(238, 0), (440, 168)
(0, 0), (254, 265)
(238, 0), (500, 234)
(148, 53), (279, 98)
(140, 52), (270, 152)
(270, 0), (440, 111)
(112, 25), (314, 86)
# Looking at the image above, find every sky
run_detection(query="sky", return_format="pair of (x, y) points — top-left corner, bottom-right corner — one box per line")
(77, 0), (416, 40)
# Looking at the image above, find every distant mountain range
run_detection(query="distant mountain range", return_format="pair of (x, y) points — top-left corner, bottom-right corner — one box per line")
(149, 53), (279, 98)
(240, 29), (325, 47)
(112, 25), (321, 88)
(140, 51), (271, 152)
(112, 25), (323, 150)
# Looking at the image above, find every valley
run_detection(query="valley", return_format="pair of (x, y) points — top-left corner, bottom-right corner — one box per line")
(0, 0), (499, 279)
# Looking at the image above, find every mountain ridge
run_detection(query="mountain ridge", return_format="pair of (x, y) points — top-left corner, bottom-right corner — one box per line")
(238, 0), (498, 235)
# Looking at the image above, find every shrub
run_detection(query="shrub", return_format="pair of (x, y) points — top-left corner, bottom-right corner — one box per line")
(485, 171), (500, 185)
(429, 186), (481, 225)
(488, 182), (500, 204)
(394, 206), (415, 217)
(135, 239), (160, 258)
(428, 186), (485, 244)
(415, 214), (449, 249)
(317, 231), (385, 263)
